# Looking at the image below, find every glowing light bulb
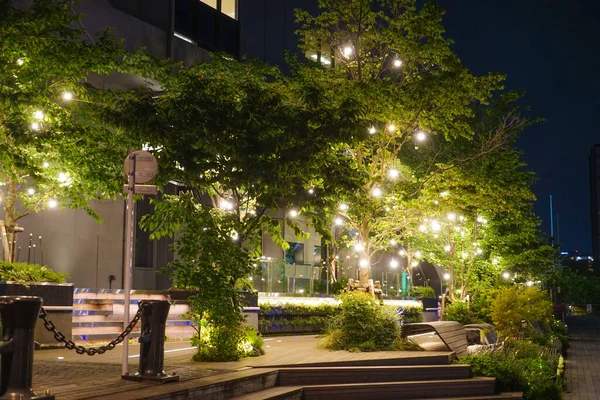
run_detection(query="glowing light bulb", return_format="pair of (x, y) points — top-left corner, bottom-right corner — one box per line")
(27, 188), (35, 195)
(388, 124), (396, 132)
(288, 209), (298, 218)
(393, 59), (402, 68)
(419, 225), (426, 232)
(34, 110), (44, 120)
(308, 188), (314, 194)
(390, 239), (397, 246)
(369, 126), (376, 134)
(399, 249), (406, 256)
(503, 272), (511, 279)
(338, 203), (349, 211)
(359, 258), (369, 268)
(16, 58), (24, 66)
(431, 220), (441, 232)
(415, 131), (427, 142)
(415, 251), (422, 258)
(334, 217), (343, 226)
(411, 261), (418, 267)
(492, 258), (499, 265)
(388, 168), (399, 179)
(447, 213), (456, 221)
(444, 245), (451, 252)
(43, 162), (49, 168)
(354, 242), (365, 252)
(443, 273), (451, 280)
(390, 259), (399, 268)
(48, 199), (58, 208)
(62, 92), (73, 101)
(31, 122), (40, 131)
(461, 252), (468, 259)
(371, 187), (382, 197)
(342, 46), (353, 57)
(57, 172), (68, 183)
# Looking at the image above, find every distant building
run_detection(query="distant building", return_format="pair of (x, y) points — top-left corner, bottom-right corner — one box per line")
(590, 145), (600, 271)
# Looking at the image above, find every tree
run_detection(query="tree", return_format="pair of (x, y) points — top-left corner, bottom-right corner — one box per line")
(0, 0), (157, 261)
(114, 56), (364, 360)
(295, 0), (509, 287)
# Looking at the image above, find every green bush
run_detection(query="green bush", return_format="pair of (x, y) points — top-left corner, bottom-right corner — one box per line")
(459, 340), (562, 400)
(321, 291), (420, 352)
(0, 261), (69, 283)
(443, 301), (478, 325)
(192, 321), (265, 361)
(409, 286), (435, 298)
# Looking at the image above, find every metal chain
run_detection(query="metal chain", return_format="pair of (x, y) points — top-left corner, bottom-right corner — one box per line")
(38, 302), (147, 356)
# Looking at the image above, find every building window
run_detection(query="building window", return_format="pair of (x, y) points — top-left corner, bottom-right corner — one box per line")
(200, 0), (217, 9)
(221, 0), (236, 19)
(285, 242), (305, 264)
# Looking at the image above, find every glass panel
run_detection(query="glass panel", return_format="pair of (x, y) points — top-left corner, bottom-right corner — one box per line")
(200, 0), (217, 9)
(221, 0), (236, 19)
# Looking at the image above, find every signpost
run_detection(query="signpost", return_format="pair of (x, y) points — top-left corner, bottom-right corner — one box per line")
(122, 151), (157, 377)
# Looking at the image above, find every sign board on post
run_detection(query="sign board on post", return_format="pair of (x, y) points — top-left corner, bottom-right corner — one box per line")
(123, 150), (158, 184)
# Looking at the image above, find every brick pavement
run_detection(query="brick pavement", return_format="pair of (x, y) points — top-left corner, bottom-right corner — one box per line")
(563, 316), (600, 400)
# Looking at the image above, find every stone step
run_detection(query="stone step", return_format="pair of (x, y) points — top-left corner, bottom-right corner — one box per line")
(299, 377), (496, 399)
(276, 365), (471, 386)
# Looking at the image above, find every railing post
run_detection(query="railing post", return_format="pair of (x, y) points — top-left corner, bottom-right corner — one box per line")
(0, 296), (53, 399)
(122, 300), (179, 383)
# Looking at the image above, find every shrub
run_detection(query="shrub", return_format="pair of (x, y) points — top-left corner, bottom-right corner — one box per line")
(0, 261), (69, 283)
(459, 340), (562, 400)
(321, 291), (419, 352)
(192, 321), (264, 361)
(489, 287), (553, 339)
(409, 286), (435, 298)
(443, 301), (478, 324)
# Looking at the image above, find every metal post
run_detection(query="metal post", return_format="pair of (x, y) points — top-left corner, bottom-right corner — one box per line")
(122, 154), (136, 376)
(0, 296), (53, 399)
(122, 301), (178, 383)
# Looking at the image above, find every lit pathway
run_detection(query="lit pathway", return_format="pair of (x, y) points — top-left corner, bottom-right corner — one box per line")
(563, 316), (600, 399)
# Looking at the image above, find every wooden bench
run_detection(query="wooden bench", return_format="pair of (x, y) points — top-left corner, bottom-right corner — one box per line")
(402, 321), (469, 358)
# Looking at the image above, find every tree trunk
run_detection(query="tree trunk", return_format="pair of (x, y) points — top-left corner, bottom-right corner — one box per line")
(2, 179), (17, 262)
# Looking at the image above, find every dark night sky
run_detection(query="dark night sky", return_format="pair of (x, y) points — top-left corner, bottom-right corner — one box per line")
(434, 0), (600, 253)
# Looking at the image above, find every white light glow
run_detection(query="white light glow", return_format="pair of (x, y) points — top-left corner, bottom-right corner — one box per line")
(342, 46), (353, 57)
(27, 188), (35, 195)
(415, 251), (422, 258)
(447, 213), (456, 221)
(390, 239), (397, 246)
(338, 203), (349, 211)
(430, 220), (441, 232)
(419, 225), (426, 232)
(31, 122), (40, 131)
(43, 161), (49, 168)
(371, 187), (382, 197)
(369, 126), (376, 134)
(443, 273), (451, 280)
(461, 252), (468, 259)
(440, 191), (449, 197)
(220, 199), (234, 211)
(390, 258), (399, 268)
(57, 172), (68, 183)
(16, 58), (24, 66)
(308, 188), (314, 194)
(388, 168), (399, 179)
(492, 258), (499, 265)
(334, 217), (343, 226)
(444, 245), (451, 252)
(415, 131), (427, 142)
(62, 92), (73, 101)
(411, 261), (418, 267)
(393, 59), (402, 68)
(526, 281), (534, 287)
(388, 124), (396, 132)
(288, 209), (298, 218)
(47, 199), (58, 208)
(354, 242), (365, 252)
(34, 110), (44, 120)
(476, 248), (483, 255)
(477, 216), (485, 223)
(399, 249), (406, 256)
(503, 272), (511, 279)
(359, 258), (369, 268)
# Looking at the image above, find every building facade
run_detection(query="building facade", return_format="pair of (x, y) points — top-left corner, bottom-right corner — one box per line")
(590, 145), (600, 270)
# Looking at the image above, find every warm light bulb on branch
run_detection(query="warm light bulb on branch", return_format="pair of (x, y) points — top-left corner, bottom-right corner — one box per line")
(371, 187), (382, 197)
(388, 168), (399, 179)
(47, 199), (58, 208)
(62, 92), (73, 101)
(342, 46), (353, 57)
(33, 110), (44, 120)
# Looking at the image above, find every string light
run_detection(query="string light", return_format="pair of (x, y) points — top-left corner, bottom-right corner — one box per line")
(338, 203), (349, 211)
(415, 131), (427, 141)
(47, 199), (58, 208)
(33, 110), (44, 120)
(288, 209), (298, 218)
(31, 122), (40, 131)
(354, 242), (365, 252)
(334, 217), (343, 226)
(371, 187), (382, 197)
(342, 46), (353, 57)
(390, 258), (399, 268)
(27, 188), (35, 195)
(503, 271), (511, 279)
(43, 162), (49, 168)
(444, 245), (451, 252)
(359, 258), (369, 268)
(388, 124), (396, 132)
(393, 59), (402, 68)
(447, 213), (456, 221)
(16, 58), (24, 66)
(388, 168), (399, 179)
(62, 92), (73, 101)
(399, 249), (406, 256)
(414, 251), (422, 258)
(368, 126), (376, 134)
(307, 188), (314, 194)
(219, 199), (234, 210)
(430, 220), (441, 232)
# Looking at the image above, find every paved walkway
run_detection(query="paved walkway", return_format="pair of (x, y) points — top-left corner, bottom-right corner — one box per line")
(32, 335), (451, 399)
(563, 316), (600, 399)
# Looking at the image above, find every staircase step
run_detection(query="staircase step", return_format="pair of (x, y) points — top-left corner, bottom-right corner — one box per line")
(277, 365), (471, 385)
(427, 393), (523, 400)
(300, 377), (496, 399)
(254, 353), (454, 368)
(231, 385), (303, 400)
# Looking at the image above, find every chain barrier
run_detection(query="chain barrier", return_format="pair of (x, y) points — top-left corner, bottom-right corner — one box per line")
(38, 301), (147, 356)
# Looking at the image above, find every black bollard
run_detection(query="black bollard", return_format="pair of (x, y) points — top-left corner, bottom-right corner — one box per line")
(122, 300), (179, 383)
(0, 296), (53, 399)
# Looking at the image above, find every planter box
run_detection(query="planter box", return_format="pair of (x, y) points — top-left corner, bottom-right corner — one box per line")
(0, 282), (74, 346)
